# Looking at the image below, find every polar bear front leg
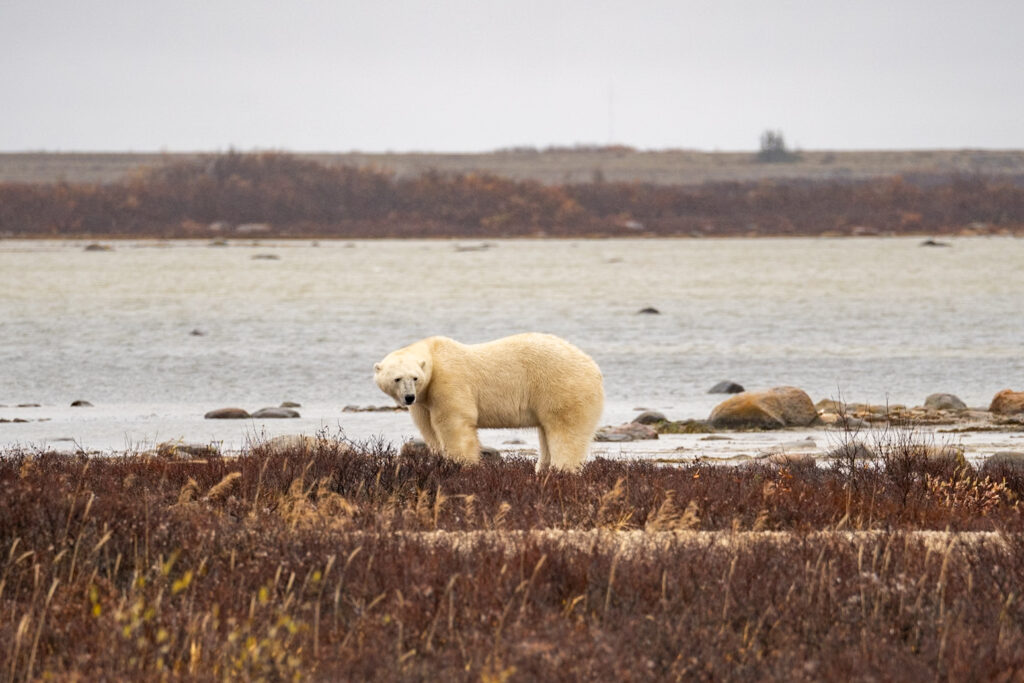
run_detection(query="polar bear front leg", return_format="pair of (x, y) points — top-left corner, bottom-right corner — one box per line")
(536, 426), (552, 473)
(431, 410), (482, 465)
(409, 404), (442, 453)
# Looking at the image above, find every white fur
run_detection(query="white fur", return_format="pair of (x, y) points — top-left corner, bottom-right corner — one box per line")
(374, 333), (604, 473)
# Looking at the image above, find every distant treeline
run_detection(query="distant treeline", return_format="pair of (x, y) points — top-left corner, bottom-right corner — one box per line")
(2, 152), (1023, 238)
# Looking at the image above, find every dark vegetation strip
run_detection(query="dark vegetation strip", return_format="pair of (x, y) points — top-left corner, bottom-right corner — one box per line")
(2, 152), (1023, 238)
(2, 439), (1024, 679)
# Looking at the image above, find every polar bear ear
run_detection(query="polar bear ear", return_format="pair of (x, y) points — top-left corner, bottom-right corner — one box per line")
(419, 360), (427, 370)
(373, 363), (381, 372)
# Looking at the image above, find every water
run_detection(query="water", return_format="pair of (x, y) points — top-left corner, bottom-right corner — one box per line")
(1, 237), (1022, 454)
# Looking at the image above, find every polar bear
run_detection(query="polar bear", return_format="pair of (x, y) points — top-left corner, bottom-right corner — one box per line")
(374, 333), (604, 473)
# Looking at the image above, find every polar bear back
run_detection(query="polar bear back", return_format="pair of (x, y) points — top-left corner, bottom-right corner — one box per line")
(424, 333), (603, 429)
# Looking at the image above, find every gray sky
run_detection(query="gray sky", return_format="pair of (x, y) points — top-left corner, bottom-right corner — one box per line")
(2, 0), (1022, 152)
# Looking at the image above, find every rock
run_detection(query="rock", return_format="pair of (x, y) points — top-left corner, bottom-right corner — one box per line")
(70, 400), (93, 407)
(708, 381), (745, 394)
(251, 407), (300, 418)
(708, 386), (818, 430)
(815, 399), (845, 412)
(986, 451), (1024, 469)
(637, 307), (660, 315)
(84, 243), (112, 251)
(656, 419), (714, 434)
(156, 441), (221, 458)
(280, 401), (302, 408)
(503, 438), (526, 445)
(823, 414), (870, 430)
(17, 403), (40, 408)
(480, 446), (502, 462)
(764, 451), (818, 467)
(204, 407), (250, 419)
(400, 439), (432, 458)
(252, 254), (280, 260)
(989, 389), (1024, 415)
(920, 238), (950, 247)
(632, 410), (667, 425)
(342, 404), (407, 412)
(189, 329), (206, 336)
(398, 439), (499, 461)
(826, 442), (875, 460)
(924, 393), (967, 411)
(594, 422), (659, 442)
(262, 434), (317, 453)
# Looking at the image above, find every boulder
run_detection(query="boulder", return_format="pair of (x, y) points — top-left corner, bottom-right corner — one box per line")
(656, 419), (714, 434)
(708, 386), (818, 430)
(594, 422), (659, 442)
(251, 407), (300, 419)
(156, 441), (221, 458)
(342, 404), (407, 412)
(826, 442), (875, 461)
(989, 389), (1024, 415)
(637, 307), (660, 315)
(924, 393), (967, 411)
(632, 410), (667, 425)
(986, 451), (1024, 469)
(815, 398), (846, 412)
(708, 381), (745, 394)
(204, 407), (250, 419)
(70, 400), (93, 407)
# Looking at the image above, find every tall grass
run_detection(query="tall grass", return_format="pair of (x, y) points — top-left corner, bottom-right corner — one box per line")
(1, 434), (1023, 679)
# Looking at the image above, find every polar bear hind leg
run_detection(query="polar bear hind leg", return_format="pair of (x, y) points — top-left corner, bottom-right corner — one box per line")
(543, 404), (602, 472)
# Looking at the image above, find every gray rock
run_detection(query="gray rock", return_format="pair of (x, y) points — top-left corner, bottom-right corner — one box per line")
(280, 401), (302, 408)
(17, 403), (40, 408)
(204, 407), (250, 419)
(70, 400), (93, 407)
(251, 407), (300, 419)
(84, 243), (112, 252)
(594, 422), (659, 442)
(708, 381), (745, 394)
(632, 410), (667, 425)
(342, 404), (407, 412)
(986, 451), (1024, 469)
(637, 307), (661, 315)
(924, 393), (967, 411)
(827, 442), (875, 460)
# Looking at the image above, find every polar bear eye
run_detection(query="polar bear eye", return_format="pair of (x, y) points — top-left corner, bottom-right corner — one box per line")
(394, 378), (401, 384)
(413, 377), (419, 382)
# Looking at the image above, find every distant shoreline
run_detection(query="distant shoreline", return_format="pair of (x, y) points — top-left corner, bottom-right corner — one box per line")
(3, 151), (1023, 239)
(4, 147), (1024, 185)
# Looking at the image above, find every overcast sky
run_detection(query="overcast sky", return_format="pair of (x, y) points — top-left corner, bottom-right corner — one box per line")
(2, 0), (1022, 152)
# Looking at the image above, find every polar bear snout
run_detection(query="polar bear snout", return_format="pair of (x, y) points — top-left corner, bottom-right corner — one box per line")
(404, 394), (415, 405)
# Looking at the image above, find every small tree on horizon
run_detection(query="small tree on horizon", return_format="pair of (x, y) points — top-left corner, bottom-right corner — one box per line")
(756, 129), (800, 163)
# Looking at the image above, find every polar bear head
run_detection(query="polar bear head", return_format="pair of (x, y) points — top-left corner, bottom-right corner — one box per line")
(374, 350), (432, 407)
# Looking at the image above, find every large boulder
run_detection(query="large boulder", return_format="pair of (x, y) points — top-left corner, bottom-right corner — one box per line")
(251, 407), (300, 419)
(924, 393), (967, 411)
(708, 386), (818, 430)
(204, 407), (250, 419)
(990, 389), (1024, 415)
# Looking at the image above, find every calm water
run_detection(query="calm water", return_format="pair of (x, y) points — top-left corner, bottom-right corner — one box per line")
(1, 237), (1022, 453)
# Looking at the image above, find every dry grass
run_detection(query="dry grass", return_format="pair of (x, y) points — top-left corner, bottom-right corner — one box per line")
(4, 148), (1024, 185)
(2, 433), (1024, 680)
